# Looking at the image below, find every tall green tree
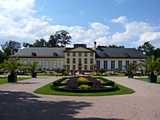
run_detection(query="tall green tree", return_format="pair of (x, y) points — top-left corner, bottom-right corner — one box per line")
(55, 30), (71, 47)
(138, 42), (155, 56)
(23, 38), (47, 47)
(1, 40), (21, 59)
(47, 35), (59, 47)
(32, 38), (47, 47)
(0, 50), (5, 63)
(153, 48), (160, 59)
(23, 30), (71, 48)
(47, 30), (71, 47)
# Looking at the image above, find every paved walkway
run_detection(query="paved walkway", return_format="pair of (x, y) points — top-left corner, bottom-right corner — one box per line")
(0, 76), (160, 120)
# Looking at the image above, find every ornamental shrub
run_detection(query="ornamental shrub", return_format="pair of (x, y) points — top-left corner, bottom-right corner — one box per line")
(67, 77), (78, 89)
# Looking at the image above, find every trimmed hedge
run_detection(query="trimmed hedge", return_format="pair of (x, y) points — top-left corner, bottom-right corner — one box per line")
(52, 76), (119, 93)
(51, 84), (119, 93)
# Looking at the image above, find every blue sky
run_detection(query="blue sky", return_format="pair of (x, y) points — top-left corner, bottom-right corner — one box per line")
(36, 0), (160, 26)
(0, 0), (160, 47)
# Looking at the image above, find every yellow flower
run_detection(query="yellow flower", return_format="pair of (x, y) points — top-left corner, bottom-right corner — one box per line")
(78, 76), (87, 81)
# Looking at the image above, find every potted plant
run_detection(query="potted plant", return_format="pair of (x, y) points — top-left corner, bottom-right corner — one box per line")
(0, 59), (23, 83)
(29, 61), (39, 78)
(127, 62), (138, 78)
(142, 55), (160, 83)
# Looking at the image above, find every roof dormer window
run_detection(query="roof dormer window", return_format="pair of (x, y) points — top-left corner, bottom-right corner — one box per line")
(53, 52), (58, 57)
(32, 52), (37, 57)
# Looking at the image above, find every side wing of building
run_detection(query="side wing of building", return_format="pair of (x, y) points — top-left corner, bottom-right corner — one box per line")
(12, 47), (65, 71)
(95, 47), (145, 71)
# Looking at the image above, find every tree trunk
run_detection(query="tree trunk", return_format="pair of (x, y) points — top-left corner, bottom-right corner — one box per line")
(128, 72), (134, 78)
(8, 71), (17, 83)
(32, 72), (37, 78)
(150, 72), (157, 83)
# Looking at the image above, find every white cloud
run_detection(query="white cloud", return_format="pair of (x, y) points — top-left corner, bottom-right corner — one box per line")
(112, 16), (128, 24)
(139, 32), (160, 47)
(0, 1), (160, 48)
(65, 23), (110, 46)
(111, 15), (160, 47)
(0, 0), (111, 46)
(111, 18), (156, 46)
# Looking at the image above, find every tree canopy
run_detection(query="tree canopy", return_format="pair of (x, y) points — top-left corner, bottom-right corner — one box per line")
(23, 30), (71, 48)
(97, 45), (125, 48)
(0, 50), (5, 63)
(138, 41), (155, 56)
(0, 40), (21, 61)
(23, 38), (47, 48)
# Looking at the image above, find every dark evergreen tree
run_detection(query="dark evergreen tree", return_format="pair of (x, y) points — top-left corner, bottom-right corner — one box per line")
(138, 42), (155, 56)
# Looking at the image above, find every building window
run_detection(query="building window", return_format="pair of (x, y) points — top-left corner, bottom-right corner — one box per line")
(90, 65), (94, 70)
(90, 58), (93, 64)
(84, 52), (88, 57)
(84, 65), (88, 70)
(78, 52), (82, 56)
(67, 58), (70, 64)
(73, 58), (76, 64)
(73, 52), (76, 57)
(111, 61), (115, 70)
(118, 61), (122, 71)
(104, 61), (108, 70)
(66, 65), (70, 70)
(133, 61), (137, 64)
(32, 52), (37, 57)
(67, 53), (70, 56)
(53, 52), (58, 57)
(96, 60), (100, 69)
(78, 58), (82, 65)
(90, 53), (93, 57)
(73, 65), (76, 70)
(84, 58), (87, 64)
(126, 60), (129, 70)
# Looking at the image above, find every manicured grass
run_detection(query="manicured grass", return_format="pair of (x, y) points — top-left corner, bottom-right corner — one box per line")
(136, 76), (160, 83)
(0, 76), (31, 85)
(34, 77), (134, 96)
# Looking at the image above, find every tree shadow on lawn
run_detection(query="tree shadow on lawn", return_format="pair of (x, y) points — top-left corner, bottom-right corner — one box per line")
(0, 91), (124, 120)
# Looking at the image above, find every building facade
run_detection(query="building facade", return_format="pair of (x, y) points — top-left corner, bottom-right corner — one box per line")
(12, 43), (145, 72)
(64, 44), (95, 71)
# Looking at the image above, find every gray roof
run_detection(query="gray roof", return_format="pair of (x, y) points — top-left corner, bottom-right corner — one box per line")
(13, 47), (65, 58)
(12, 47), (145, 59)
(96, 47), (145, 58)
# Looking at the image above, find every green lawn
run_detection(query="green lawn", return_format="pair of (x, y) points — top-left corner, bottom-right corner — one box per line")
(0, 76), (31, 85)
(135, 76), (160, 83)
(34, 78), (134, 96)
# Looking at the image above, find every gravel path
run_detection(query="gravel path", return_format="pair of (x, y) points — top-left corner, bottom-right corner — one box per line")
(0, 76), (160, 120)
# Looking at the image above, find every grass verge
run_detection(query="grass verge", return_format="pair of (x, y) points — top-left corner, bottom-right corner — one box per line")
(135, 76), (160, 83)
(0, 76), (31, 85)
(34, 77), (134, 96)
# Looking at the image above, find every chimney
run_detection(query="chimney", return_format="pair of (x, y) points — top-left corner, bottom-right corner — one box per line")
(94, 41), (96, 50)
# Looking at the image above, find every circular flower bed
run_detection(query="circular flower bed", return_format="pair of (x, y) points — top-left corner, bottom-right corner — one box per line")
(52, 76), (119, 93)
